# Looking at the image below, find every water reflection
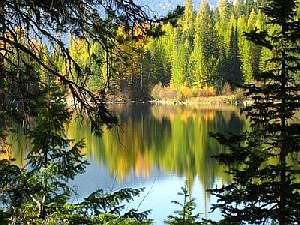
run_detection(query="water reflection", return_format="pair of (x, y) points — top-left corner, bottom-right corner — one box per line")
(67, 104), (244, 190)
(8, 103), (246, 223)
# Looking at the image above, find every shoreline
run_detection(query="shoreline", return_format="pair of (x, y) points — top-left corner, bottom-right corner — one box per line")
(149, 95), (239, 105)
(67, 93), (251, 107)
(105, 95), (249, 106)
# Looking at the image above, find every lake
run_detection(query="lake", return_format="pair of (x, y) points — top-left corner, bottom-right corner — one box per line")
(9, 103), (245, 224)
(68, 103), (245, 224)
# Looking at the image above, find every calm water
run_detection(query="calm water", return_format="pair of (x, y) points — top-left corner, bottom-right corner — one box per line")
(10, 103), (245, 224)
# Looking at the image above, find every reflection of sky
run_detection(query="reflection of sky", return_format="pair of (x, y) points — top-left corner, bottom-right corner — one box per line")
(70, 159), (222, 224)
(135, 0), (217, 17)
(66, 104), (244, 224)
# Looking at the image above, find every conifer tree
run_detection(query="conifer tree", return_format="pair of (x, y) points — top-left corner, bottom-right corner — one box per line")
(170, 0), (194, 87)
(172, 33), (187, 86)
(209, 0), (300, 224)
(182, 0), (194, 86)
(191, 0), (219, 86)
(217, 0), (227, 20)
(219, 13), (243, 87)
(183, 0), (194, 32)
(234, 0), (245, 17)
(22, 83), (87, 221)
(237, 15), (252, 83)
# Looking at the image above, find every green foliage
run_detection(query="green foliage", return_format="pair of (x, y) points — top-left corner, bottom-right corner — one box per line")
(183, 0), (194, 32)
(165, 185), (201, 225)
(0, 0), (151, 223)
(159, 6), (185, 27)
(138, 0), (273, 97)
(92, 215), (151, 225)
(209, 0), (300, 224)
(0, 82), (151, 224)
(2, 84), (88, 223)
(146, 39), (171, 86)
(191, 0), (219, 86)
(1, 0), (279, 100)
(69, 38), (106, 93)
(171, 40), (188, 86)
(83, 188), (150, 218)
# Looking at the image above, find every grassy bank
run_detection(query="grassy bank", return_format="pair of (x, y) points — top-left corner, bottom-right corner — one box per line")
(149, 83), (247, 106)
(150, 95), (240, 105)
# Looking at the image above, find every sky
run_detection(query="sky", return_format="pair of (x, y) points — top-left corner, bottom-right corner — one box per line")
(135, 0), (217, 17)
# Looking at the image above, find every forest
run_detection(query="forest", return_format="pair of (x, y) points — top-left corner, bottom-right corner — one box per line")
(5, 0), (300, 102)
(64, 0), (300, 101)
(0, 0), (300, 224)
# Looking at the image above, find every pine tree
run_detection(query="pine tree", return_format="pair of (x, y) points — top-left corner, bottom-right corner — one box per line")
(217, 0), (227, 20)
(209, 0), (300, 224)
(234, 0), (245, 18)
(169, 0), (194, 87)
(183, 0), (194, 32)
(166, 185), (200, 225)
(238, 9), (260, 83)
(23, 83), (87, 221)
(221, 14), (243, 87)
(181, 0), (194, 86)
(191, 0), (219, 86)
(147, 38), (171, 86)
(238, 15), (253, 83)
(172, 33), (187, 86)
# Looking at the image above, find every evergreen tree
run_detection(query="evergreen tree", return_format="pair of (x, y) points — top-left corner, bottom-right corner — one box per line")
(161, 23), (177, 64)
(217, 0), (227, 20)
(147, 38), (171, 86)
(216, 0), (230, 53)
(183, 0), (194, 32)
(209, 0), (300, 224)
(172, 32), (188, 86)
(234, 0), (245, 17)
(237, 8), (262, 83)
(238, 15), (253, 83)
(166, 185), (201, 225)
(181, 0), (195, 86)
(191, 0), (219, 86)
(170, 0), (194, 87)
(18, 83), (87, 222)
(218, 13), (243, 87)
(245, 0), (256, 16)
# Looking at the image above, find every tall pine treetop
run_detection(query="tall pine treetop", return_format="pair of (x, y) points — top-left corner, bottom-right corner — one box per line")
(183, 0), (194, 31)
(263, 0), (297, 23)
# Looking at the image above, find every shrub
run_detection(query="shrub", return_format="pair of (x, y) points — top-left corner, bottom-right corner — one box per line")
(233, 87), (246, 104)
(164, 85), (178, 100)
(151, 84), (218, 101)
(177, 86), (193, 101)
(221, 82), (232, 96)
(192, 86), (216, 97)
(151, 83), (164, 100)
(151, 84), (177, 101)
